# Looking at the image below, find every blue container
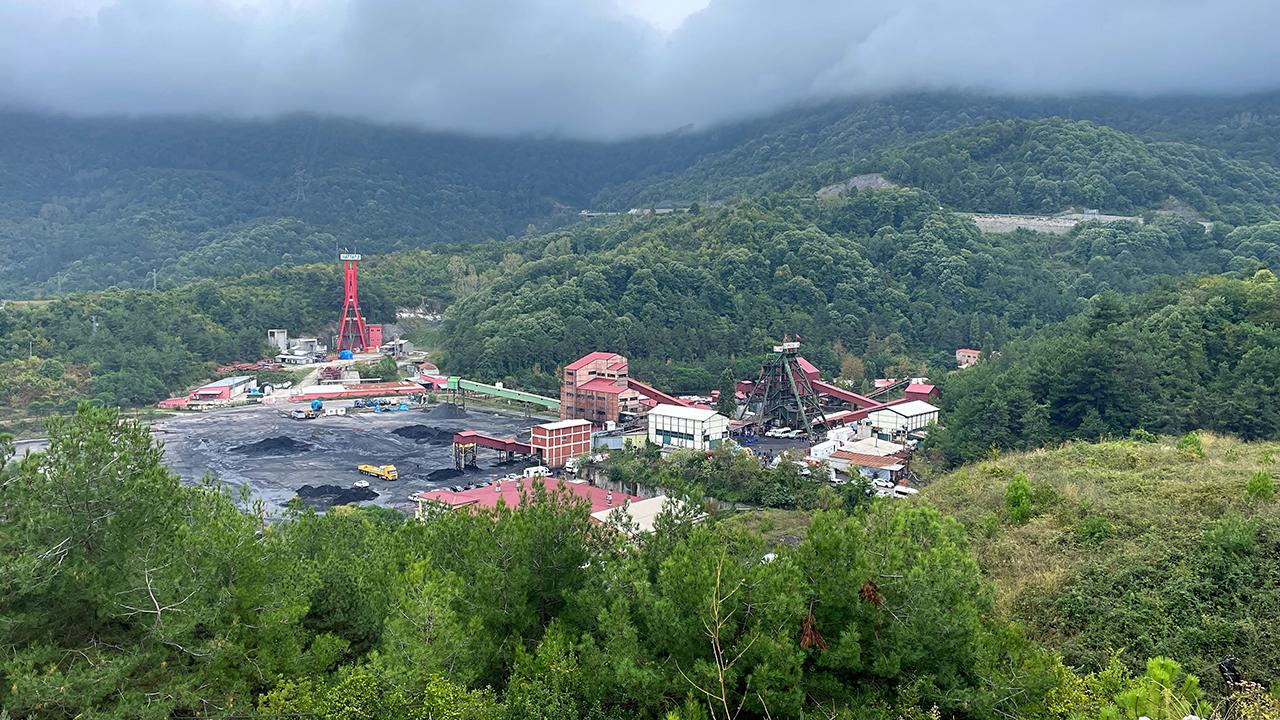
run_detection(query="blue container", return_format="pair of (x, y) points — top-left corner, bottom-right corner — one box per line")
(338, 350), (354, 360)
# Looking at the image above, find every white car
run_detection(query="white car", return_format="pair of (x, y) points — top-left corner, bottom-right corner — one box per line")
(872, 478), (895, 489)
(503, 473), (520, 482)
(782, 428), (807, 439)
(352, 479), (370, 489)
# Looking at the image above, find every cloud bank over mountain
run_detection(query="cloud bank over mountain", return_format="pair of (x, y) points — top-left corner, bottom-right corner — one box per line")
(2, 0), (1277, 138)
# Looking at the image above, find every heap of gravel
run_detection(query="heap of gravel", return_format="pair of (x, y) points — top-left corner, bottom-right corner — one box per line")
(230, 436), (313, 456)
(424, 403), (469, 420)
(295, 483), (378, 507)
(391, 425), (459, 445)
(425, 467), (464, 482)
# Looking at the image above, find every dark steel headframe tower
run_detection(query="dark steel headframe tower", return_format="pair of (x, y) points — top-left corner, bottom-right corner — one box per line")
(337, 252), (370, 352)
(745, 337), (829, 441)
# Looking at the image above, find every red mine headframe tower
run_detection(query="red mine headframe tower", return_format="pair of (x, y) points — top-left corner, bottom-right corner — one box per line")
(337, 252), (370, 353)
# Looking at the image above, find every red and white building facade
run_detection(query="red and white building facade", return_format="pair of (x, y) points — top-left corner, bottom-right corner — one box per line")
(530, 418), (593, 468)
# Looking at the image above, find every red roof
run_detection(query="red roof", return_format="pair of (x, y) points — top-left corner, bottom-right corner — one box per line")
(606, 361), (627, 371)
(565, 352), (620, 371)
(830, 451), (903, 469)
(956, 348), (980, 354)
(413, 477), (639, 517)
(579, 377), (626, 393)
(906, 382), (937, 394)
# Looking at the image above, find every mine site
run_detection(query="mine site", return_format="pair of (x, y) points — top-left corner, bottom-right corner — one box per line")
(155, 400), (550, 515)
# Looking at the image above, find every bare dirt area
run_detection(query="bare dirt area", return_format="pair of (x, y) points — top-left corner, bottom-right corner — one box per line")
(967, 211), (1141, 234)
(153, 402), (546, 515)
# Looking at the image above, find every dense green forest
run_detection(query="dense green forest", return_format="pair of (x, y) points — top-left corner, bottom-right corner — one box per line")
(929, 272), (1280, 466)
(3, 406), (1276, 719)
(872, 119), (1280, 223)
(440, 189), (1267, 396)
(0, 111), (763, 295)
(592, 93), (1280, 209)
(6, 92), (1280, 296)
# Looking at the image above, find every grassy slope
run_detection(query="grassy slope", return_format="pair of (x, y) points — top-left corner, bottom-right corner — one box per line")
(921, 434), (1280, 684)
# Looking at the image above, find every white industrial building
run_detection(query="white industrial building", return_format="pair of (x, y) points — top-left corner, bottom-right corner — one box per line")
(648, 404), (729, 452)
(866, 400), (939, 435)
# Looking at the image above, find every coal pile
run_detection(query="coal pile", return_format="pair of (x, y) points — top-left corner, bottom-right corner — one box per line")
(296, 483), (378, 507)
(231, 436), (313, 456)
(426, 467), (464, 482)
(425, 403), (468, 420)
(392, 425), (458, 445)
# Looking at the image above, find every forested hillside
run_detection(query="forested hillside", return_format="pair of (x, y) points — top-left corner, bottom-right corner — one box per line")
(6, 93), (1280, 297)
(874, 119), (1280, 223)
(0, 111), (758, 294)
(3, 406), (1271, 719)
(594, 93), (1280, 209)
(930, 272), (1280, 466)
(440, 189), (1266, 395)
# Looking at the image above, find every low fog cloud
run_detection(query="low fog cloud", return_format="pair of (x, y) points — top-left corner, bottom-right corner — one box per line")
(2, 0), (1277, 138)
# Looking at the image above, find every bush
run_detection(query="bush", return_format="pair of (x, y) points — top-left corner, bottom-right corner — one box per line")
(1005, 474), (1033, 525)
(1247, 471), (1275, 501)
(1175, 432), (1205, 459)
(1128, 427), (1158, 443)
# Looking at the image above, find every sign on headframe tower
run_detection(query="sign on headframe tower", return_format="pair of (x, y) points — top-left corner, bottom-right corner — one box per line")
(337, 253), (370, 352)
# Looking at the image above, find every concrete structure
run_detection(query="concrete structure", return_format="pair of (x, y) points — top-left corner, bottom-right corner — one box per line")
(189, 375), (257, 401)
(866, 400), (939, 435)
(267, 329), (289, 353)
(560, 352), (641, 425)
(904, 382), (939, 402)
(589, 495), (705, 535)
(530, 419), (593, 469)
(956, 348), (981, 368)
(842, 436), (907, 457)
(412, 477), (638, 521)
(648, 404), (729, 452)
(380, 338), (415, 357)
(828, 451), (905, 482)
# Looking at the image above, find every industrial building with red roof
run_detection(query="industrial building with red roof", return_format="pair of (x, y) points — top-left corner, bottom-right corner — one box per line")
(411, 477), (639, 521)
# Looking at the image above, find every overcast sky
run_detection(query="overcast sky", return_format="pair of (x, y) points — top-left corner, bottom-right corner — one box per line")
(2, 0), (1277, 139)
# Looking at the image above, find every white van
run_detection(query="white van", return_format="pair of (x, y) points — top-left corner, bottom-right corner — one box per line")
(522, 466), (550, 479)
(892, 485), (919, 499)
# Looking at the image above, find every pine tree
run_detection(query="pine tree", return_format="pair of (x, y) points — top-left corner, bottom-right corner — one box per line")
(715, 368), (737, 418)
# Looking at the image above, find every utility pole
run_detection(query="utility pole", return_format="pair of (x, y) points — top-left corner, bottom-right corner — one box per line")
(151, 268), (157, 291)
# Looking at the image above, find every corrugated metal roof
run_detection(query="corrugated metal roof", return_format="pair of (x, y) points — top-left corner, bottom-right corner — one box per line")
(579, 377), (625, 393)
(536, 419), (593, 431)
(565, 352), (621, 371)
(869, 400), (938, 417)
(830, 451), (904, 469)
(199, 375), (254, 389)
(649, 403), (722, 421)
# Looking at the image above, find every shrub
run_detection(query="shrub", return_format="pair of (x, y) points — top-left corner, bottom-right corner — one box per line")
(1247, 471), (1275, 501)
(1128, 427), (1158, 443)
(1176, 432), (1205, 459)
(1005, 473), (1033, 524)
(1076, 516), (1113, 545)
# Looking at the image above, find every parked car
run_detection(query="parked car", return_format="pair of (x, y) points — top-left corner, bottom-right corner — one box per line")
(523, 466), (550, 479)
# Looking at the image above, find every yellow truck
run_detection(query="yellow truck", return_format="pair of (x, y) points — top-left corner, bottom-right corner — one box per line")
(357, 464), (399, 481)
